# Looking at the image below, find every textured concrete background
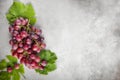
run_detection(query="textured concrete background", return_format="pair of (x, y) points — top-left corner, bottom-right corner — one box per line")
(0, 0), (120, 80)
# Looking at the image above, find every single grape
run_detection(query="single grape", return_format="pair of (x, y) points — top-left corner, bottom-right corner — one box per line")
(18, 53), (24, 59)
(27, 49), (32, 54)
(31, 61), (37, 67)
(15, 35), (22, 42)
(40, 43), (46, 49)
(15, 19), (21, 26)
(41, 60), (47, 66)
(12, 51), (18, 58)
(7, 67), (12, 73)
(12, 30), (19, 37)
(14, 64), (20, 69)
(20, 31), (28, 38)
(14, 25), (21, 30)
(20, 57), (26, 64)
(26, 38), (32, 45)
(12, 44), (18, 50)
(17, 48), (24, 53)
(30, 54), (36, 60)
(35, 29), (42, 35)
(35, 56), (40, 63)
(32, 44), (39, 51)
(23, 44), (29, 50)
(19, 42), (23, 47)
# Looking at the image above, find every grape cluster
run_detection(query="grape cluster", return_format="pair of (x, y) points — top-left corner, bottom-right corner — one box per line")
(8, 17), (47, 71)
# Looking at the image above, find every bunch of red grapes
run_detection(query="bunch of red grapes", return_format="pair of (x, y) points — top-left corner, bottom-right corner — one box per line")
(8, 17), (47, 72)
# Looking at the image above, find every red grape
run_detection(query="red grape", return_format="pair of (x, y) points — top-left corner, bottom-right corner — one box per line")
(17, 48), (24, 53)
(32, 44), (38, 51)
(15, 35), (22, 42)
(35, 56), (40, 63)
(30, 54), (36, 60)
(7, 67), (12, 73)
(14, 25), (21, 30)
(20, 31), (28, 38)
(41, 60), (47, 66)
(14, 64), (20, 69)
(12, 44), (18, 50)
(26, 38), (32, 45)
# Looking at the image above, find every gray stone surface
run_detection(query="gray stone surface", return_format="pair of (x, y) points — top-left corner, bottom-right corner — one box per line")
(0, 0), (120, 80)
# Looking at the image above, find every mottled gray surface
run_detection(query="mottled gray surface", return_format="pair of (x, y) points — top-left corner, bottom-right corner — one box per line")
(0, 0), (120, 80)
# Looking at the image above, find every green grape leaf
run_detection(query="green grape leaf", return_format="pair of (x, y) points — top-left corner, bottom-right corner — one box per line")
(0, 59), (7, 70)
(7, 55), (17, 63)
(0, 71), (11, 80)
(12, 70), (20, 80)
(46, 63), (57, 72)
(35, 69), (48, 75)
(39, 50), (51, 60)
(6, 1), (36, 25)
(39, 50), (57, 62)
(48, 52), (57, 63)
(36, 49), (57, 75)
(8, 1), (25, 16)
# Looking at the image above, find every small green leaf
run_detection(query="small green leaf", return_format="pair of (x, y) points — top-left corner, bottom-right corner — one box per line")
(0, 71), (11, 80)
(39, 50), (57, 62)
(0, 59), (7, 70)
(46, 63), (57, 72)
(6, 1), (36, 25)
(7, 55), (17, 63)
(48, 52), (57, 63)
(21, 3), (35, 17)
(35, 69), (48, 75)
(12, 70), (20, 80)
